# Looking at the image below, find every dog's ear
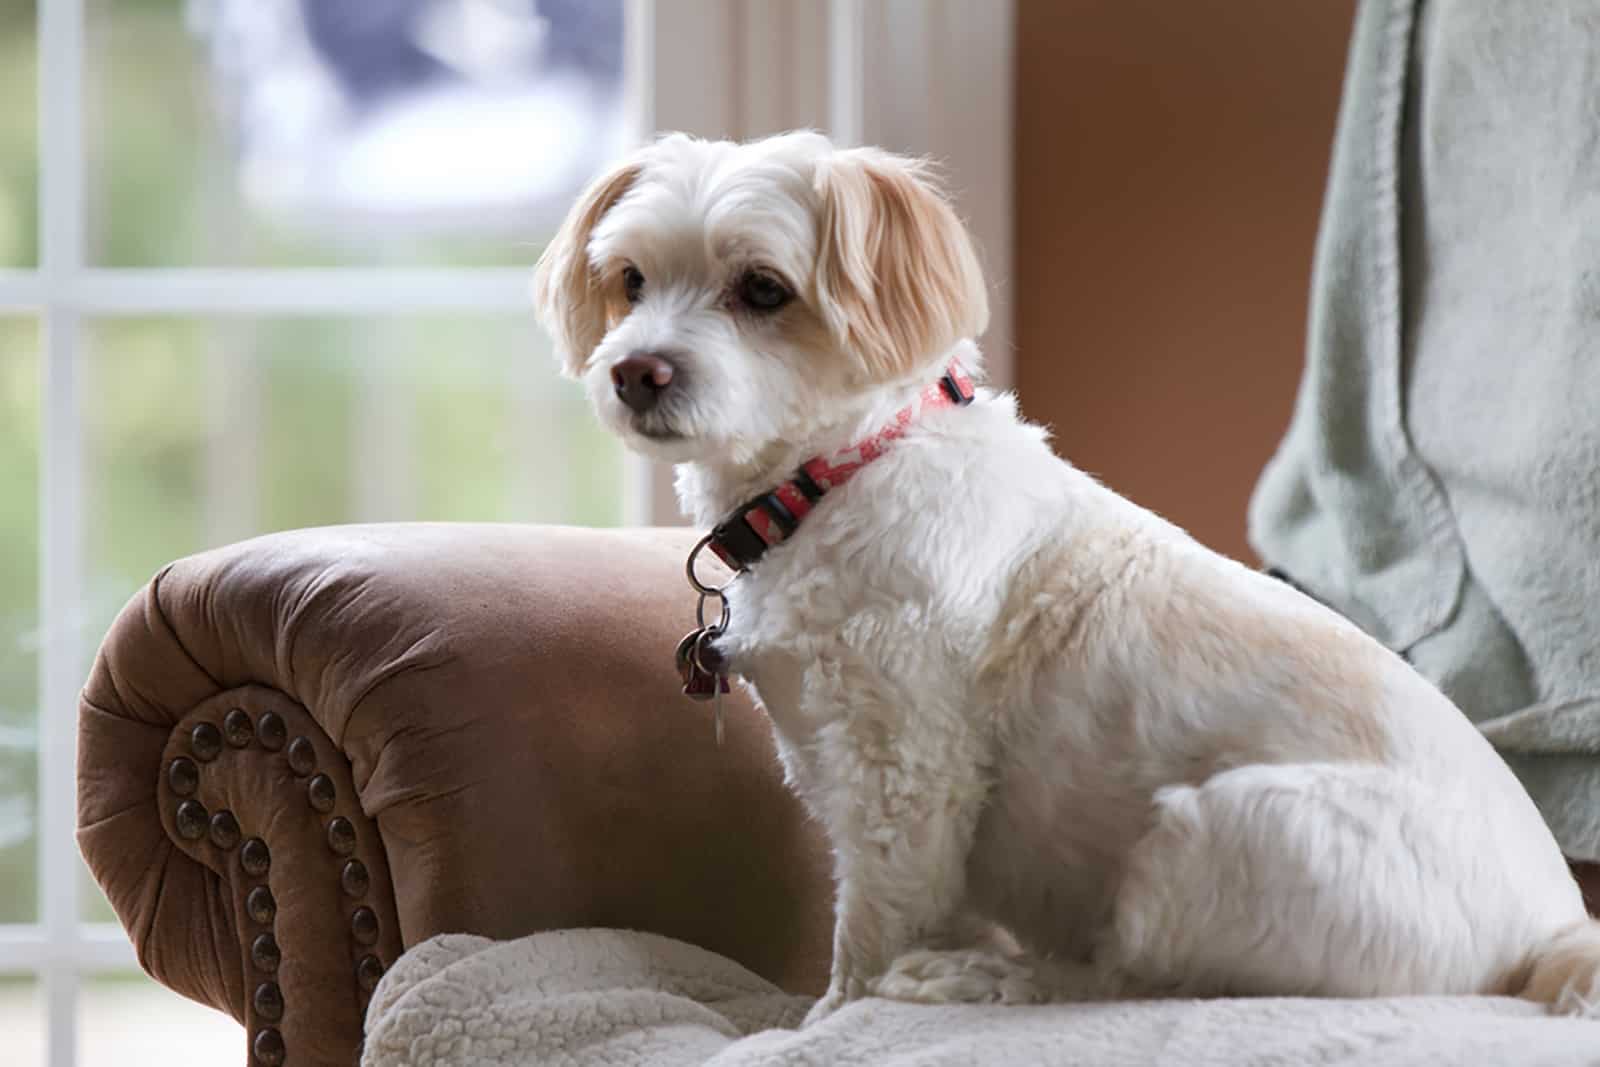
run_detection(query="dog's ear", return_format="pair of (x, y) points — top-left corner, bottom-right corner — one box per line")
(533, 160), (641, 376)
(813, 149), (989, 379)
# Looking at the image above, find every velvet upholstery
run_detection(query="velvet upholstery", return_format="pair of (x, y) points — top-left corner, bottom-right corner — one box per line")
(76, 524), (835, 1067)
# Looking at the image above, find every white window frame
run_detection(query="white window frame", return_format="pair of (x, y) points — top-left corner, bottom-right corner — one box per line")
(3, 2), (1011, 1064)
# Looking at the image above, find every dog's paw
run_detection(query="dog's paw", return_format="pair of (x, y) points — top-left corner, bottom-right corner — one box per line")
(869, 948), (1046, 1006)
(801, 993), (842, 1028)
(802, 976), (866, 1027)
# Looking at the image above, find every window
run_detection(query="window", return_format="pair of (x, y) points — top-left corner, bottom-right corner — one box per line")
(5, 0), (631, 1062)
(0, 1), (1012, 1063)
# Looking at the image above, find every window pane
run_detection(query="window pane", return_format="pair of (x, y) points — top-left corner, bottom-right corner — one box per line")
(0, 0), (37, 268)
(86, 0), (627, 267)
(76, 313), (618, 910)
(0, 319), (38, 925)
(0, 974), (41, 1067)
(81, 971), (242, 1066)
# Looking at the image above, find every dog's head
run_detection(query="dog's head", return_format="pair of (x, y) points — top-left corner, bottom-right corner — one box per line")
(532, 131), (988, 465)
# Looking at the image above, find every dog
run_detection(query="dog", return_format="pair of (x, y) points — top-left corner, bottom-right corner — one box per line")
(533, 130), (1600, 1024)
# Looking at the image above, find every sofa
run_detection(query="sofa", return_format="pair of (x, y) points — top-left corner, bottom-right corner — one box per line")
(75, 524), (834, 1067)
(76, 523), (1600, 1066)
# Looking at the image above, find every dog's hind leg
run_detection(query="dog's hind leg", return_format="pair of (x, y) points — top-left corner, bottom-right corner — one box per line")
(1105, 762), (1545, 999)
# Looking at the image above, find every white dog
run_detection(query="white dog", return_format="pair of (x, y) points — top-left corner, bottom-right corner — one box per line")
(533, 130), (1600, 1024)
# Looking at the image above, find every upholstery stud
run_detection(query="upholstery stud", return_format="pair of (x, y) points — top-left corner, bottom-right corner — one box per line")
(326, 816), (356, 856)
(208, 810), (241, 850)
(166, 757), (198, 797)
(307, 773), (336, 814)
(251, 933), (281, 973)
(356, 954), (385, 993)
(286, 736), (316, 776)
(341, 859), (370, 898)
(240, 837), (271, 878)
(246, 886), (277, 925)
(190, 722), (223, 762)
(174, 800), (208, 841)
(350, 906), (380, 946)
(257, 710), (287, 752)
(253, 981), (284, 1022)
(223, 708), (254, 748)
(252, 1027), (286, 1067)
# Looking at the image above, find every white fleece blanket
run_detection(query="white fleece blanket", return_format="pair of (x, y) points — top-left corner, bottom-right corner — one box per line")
(363, 929), (1600, 1067)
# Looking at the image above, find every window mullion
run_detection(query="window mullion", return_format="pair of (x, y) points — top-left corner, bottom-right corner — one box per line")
(0, 268), (540, 314)
(828, 0), (864, 147)
(38, 0), (86, 1065)
(0, 926), (136, 974)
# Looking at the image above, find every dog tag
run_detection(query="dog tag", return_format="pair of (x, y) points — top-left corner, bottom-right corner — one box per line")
(676, 629), (730, 702)
(675, 629), (700, 677)
(675, 553), (734, 746)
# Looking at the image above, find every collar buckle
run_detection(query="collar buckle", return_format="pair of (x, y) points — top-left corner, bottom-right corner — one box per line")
(939, 369), (975, 406)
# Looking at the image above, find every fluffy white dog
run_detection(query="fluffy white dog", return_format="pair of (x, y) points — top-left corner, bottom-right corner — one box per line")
(533, 130), (1600, 1024)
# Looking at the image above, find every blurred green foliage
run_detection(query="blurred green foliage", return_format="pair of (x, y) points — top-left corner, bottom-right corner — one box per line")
(0, 0), (36, 270)
(0, 322), (38, 926)
(0, 0), (624, 927)
(0, 0), (38, 926)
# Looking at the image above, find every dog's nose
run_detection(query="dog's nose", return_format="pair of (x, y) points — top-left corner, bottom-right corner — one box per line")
(611, 351), (676, 413)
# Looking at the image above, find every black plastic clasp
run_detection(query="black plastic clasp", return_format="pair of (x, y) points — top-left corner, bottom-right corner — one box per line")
(709, 514), (767, 571)
(940, 371), (975, 405)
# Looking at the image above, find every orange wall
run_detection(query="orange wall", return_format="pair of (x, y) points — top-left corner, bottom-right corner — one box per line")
(1014, 1), (1356, 561)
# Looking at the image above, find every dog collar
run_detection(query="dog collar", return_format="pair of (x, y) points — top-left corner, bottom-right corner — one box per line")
(704, 363), (976, 572)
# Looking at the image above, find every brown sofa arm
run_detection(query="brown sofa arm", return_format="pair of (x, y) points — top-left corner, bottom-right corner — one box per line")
(77, 524), (833, 1067)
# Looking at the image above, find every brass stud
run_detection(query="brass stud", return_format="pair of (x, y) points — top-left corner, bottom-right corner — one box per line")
(307, 773), (336, 813)
(240, 837), (270, 877)
(223, 708), (254, 748)
(351, 906), (380, 946)
(341, 858), (370, 898)
(246, 886), (276, 925)
(250, 932), (280, 973)
(191, 722), (223, 762)
(174, 800), (208, 840)
(252, 1026), (285, 1067)
(326, 816), (356, 856)
(257, 711), (287, 752)
(208, 810), (241, 850)
(253, 981), (284, 1022)
(167, 757), (199, 797)
(355, 954), (385, 993)
(286, 736), (316, 776)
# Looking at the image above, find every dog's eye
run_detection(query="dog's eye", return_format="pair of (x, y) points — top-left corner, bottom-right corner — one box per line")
(623, 265), (645, 304)
(737, 270), (792, 312)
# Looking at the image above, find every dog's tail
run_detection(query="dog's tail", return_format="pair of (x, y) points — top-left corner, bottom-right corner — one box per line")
(1519, 919), (1600, 1016)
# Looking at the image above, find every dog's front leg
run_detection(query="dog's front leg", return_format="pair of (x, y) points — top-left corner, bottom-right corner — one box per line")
(801, 738), (986, 1026)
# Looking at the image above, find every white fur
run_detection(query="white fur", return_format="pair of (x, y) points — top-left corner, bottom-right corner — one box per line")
(534, 131), (1600, 1026)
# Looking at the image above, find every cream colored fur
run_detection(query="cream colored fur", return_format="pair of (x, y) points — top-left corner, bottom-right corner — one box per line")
(533, 131), (1600, 1025)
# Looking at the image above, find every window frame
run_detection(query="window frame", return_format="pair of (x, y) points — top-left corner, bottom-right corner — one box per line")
(5, 2), (1013, 1063)
(12, 4), (647, 1063)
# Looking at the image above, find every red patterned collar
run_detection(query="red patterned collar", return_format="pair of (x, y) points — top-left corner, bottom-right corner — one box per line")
(705, 363), (976, 572)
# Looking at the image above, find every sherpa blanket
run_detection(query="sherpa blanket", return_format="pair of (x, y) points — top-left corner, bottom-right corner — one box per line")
(362, 929), (1600, 1067)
